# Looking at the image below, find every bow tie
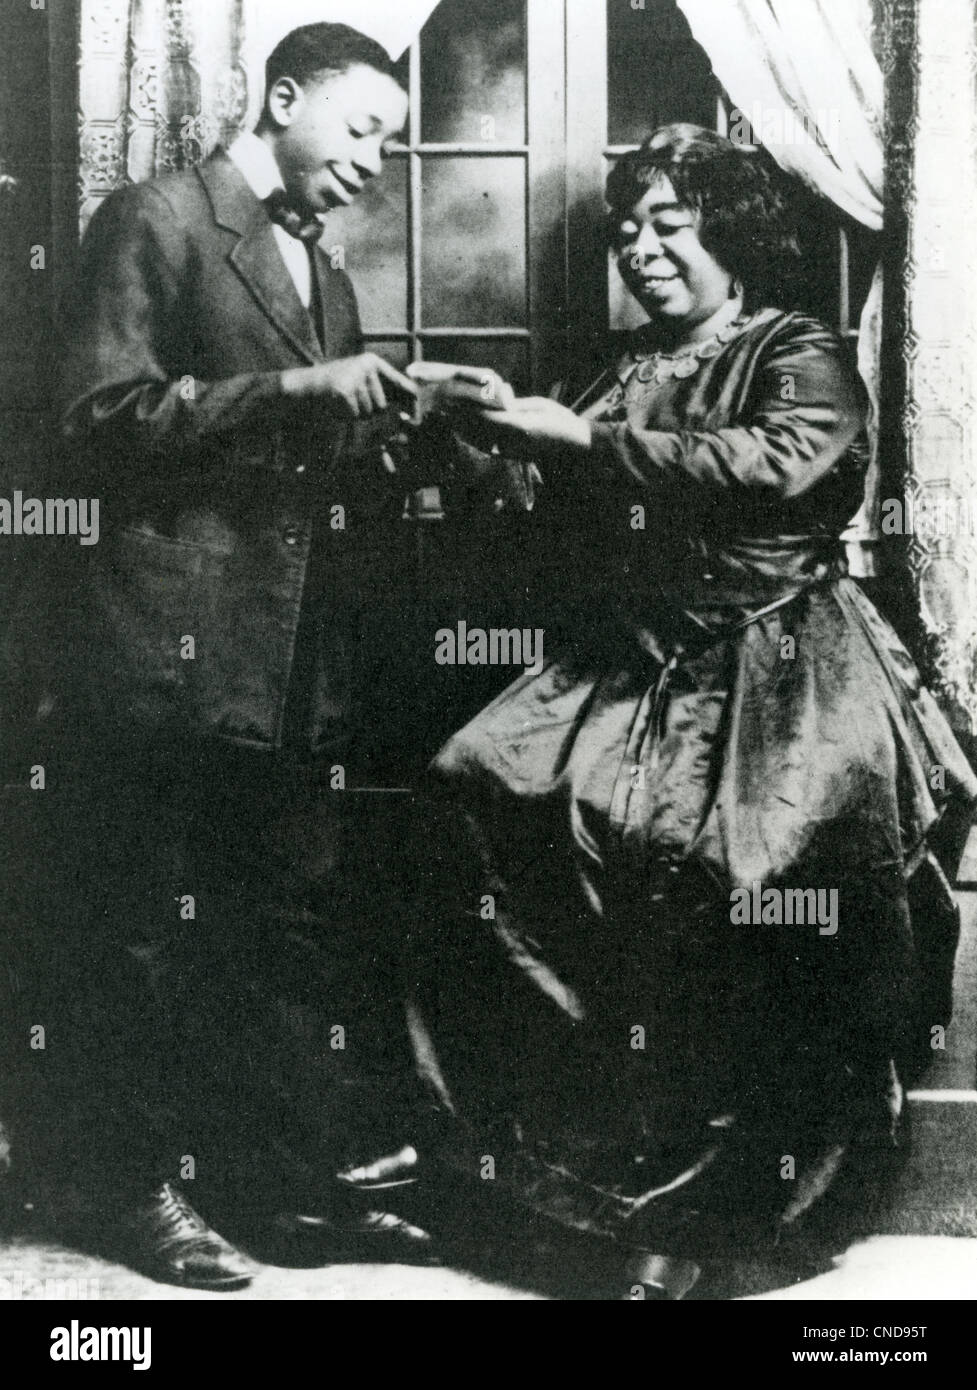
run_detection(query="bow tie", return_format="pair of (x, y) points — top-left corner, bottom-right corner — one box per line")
(263, 189), (323, 244)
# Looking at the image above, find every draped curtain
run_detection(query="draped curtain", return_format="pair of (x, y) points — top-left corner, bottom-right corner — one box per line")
(677, 0), (977, 733)
(676, 0), (883, 572)
(678, 0), (883, 224)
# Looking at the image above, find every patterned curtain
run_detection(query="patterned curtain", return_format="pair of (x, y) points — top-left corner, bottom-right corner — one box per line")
(879, 0), (977, 735)
(78, 0), (250, 233)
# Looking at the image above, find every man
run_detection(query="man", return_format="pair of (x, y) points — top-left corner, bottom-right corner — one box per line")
(25, 23), (432, 1289)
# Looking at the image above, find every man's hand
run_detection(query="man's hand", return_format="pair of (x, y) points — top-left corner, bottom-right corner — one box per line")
(465, 397), (592, 456)
(281, 353), (417, 419)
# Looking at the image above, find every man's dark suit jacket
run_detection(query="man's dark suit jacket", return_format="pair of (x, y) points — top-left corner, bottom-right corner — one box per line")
(47, 149), (391, 751)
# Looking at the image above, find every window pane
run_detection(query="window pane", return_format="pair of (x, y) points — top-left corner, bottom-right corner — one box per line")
(417, 337), (530, 396)
(326, 156), (408, 333)
(607, 0), (716, 147)
(363, 340), (412, 373)
(421, 0), (526, 145)
(421, 158), (526, 327)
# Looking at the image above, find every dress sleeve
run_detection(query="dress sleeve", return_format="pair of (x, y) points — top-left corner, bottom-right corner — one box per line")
(587, 318), (867, 511)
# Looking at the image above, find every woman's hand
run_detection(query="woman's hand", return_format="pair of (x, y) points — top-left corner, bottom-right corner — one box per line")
(469, 397), (592, 456)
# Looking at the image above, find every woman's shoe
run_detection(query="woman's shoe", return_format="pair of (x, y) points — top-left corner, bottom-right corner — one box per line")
(623, 1281), (670, 1300)
(273, 1205), (440, 1266)
(335, 1144), (420, 1191)
(623, 1252), (701, 1301)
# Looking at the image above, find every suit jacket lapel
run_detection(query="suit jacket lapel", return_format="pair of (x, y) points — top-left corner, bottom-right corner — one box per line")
(197, 151), (323, 364)
(232, 232), (324, 363)
(309, 248), (353, 363)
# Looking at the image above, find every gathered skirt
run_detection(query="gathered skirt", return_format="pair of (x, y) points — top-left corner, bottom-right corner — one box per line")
(407, 576), (977, 1252)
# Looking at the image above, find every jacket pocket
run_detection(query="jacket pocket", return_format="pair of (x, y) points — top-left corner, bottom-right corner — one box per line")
(75, 527), (226, 732)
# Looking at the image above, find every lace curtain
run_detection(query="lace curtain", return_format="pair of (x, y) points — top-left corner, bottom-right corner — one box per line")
(78, 0), (249, 232)
(880, 0), (977, 734)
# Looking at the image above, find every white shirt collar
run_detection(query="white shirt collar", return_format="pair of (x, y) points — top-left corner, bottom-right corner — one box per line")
(227, 131), (288, 203)
(227, 131), (327, 235)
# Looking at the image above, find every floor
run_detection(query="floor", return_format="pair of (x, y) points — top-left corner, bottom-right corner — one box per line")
(1, 1232), (975, 1302)
(2, 856), (975, 1302)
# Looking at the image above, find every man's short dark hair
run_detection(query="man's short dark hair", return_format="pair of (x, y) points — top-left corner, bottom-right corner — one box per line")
(265, 23), (401, 94)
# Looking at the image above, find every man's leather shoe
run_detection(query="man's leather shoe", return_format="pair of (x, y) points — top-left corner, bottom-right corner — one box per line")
(120, 1182), (257, 1290)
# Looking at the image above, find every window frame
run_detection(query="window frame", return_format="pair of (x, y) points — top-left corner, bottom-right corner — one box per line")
(359, 0), (567, 395)
(364, 0), (866, 392)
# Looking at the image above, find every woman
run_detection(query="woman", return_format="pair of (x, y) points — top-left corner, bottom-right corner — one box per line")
(407, 125), (977, 1298)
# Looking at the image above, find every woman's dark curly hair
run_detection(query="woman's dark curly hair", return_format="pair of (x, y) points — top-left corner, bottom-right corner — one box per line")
(605, 123), (802, 310)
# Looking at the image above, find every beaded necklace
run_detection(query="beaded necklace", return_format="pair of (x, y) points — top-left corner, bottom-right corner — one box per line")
(621, 311), (753, 388)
